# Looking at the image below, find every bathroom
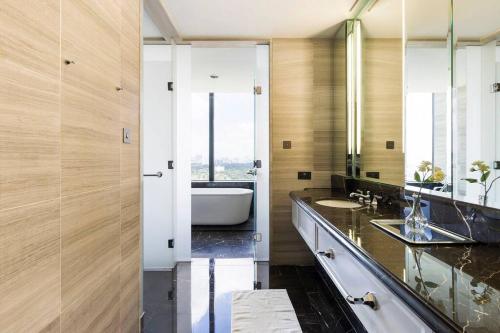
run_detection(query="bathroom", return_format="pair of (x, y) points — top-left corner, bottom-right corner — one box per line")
(2, 0), (499, 333)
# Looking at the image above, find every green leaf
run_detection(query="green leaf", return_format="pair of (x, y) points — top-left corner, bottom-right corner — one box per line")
(481, 171), (490, 183)
(414, 171), (421, 182)
(424, 281), (439, 289)
(463, 178), (478, 183)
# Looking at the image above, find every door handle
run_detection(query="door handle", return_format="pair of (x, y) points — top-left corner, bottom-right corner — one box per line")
(346, 292), (378, 310)
(246, 169), (257, 176)
(143, 171), (163, 178)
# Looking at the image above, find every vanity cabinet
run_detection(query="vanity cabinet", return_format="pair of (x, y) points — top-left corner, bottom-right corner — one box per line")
(293, 201), (432, 333)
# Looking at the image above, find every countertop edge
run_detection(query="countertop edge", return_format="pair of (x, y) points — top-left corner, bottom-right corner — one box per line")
(289, 191), (462, 333)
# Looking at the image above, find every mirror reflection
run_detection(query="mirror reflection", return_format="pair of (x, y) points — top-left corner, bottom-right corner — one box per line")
(354, 0), (404, 186)
(453, 1), (500, 208)
(404, 0), (452, 195)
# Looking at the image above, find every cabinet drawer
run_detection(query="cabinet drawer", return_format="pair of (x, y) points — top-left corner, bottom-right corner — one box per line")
(297, 206), (316, 251)
(316, 226), (431, 333)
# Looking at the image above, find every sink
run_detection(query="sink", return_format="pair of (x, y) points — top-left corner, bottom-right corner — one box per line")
(315, 199), (362, 209)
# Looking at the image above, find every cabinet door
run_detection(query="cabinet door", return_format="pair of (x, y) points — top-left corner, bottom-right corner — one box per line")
(316, 226), (431, 333)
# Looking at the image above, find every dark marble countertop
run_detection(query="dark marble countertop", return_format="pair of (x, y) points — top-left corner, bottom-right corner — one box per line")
(290, 189), (500, 333)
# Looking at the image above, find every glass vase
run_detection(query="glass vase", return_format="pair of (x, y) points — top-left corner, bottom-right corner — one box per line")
(405, 193), (428, 232)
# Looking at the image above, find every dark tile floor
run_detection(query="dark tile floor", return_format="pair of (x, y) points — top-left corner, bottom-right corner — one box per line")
(143, 263), (354, 333)
(192, 217), (255, 232)
(191, 230), (255, 258)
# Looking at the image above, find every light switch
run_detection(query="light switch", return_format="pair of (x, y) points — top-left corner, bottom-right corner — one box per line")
(123, 128), (131, 144)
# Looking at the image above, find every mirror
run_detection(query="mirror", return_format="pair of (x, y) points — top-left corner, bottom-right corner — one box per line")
(453, 0), (500, 208)
(344, 0), (404, 186)
(404, 0), (452, 197)
(358, 0), (404, 186)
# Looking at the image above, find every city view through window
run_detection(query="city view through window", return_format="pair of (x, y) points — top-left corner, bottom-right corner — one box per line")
(191, 92), (254, 181)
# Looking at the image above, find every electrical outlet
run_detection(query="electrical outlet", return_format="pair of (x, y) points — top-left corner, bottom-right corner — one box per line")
(298, 171), (311, 180)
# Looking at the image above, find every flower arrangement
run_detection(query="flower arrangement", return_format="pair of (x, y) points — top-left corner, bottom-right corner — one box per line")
(413, 161), (446, 194)
(406, 161), (446, 232)
(463, 161), (500, 206)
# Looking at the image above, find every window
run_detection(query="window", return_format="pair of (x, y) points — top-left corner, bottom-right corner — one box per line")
(191, 92), (254, 181)
(191, 93), (210, 180)
(214, 93), (254, 180)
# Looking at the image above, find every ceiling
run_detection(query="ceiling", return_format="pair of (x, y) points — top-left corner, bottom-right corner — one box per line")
(191, 47), (256, 93)
(162, 0), (356, 39)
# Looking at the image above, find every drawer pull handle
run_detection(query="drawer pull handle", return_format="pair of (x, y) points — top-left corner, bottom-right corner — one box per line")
(317, 248), (335, 259)
(346, 292), (378, 310)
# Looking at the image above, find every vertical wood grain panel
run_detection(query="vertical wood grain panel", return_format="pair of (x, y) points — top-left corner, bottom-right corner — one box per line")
(361, 38), (404, 186)
(0, 200), (61, 332)
(61, 0), (122, 197)
(0, 0), (61, 210)
(271, 39), (335, 265)
(0, 1), (62, 332)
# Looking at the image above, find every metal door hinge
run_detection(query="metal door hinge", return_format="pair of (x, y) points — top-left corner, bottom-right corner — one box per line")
(253, 233), (262, 242)
(168, 82), (174, 91)
(168, 239), (175, 248)
(253, 160), (262, 168)
(168, 160), (174, 169)
(254, 86), (262, 95)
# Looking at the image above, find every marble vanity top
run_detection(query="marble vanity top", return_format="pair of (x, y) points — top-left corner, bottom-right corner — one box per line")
(290, 189), (500, 333)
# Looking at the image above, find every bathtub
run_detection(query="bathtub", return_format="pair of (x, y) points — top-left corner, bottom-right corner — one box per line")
(191, 188), (253, 225)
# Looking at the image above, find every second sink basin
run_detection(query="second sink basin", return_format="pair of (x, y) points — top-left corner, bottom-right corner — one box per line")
(315, 199), (362, 209)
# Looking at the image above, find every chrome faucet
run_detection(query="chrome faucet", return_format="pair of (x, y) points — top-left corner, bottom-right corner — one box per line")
(349, 189), (371, 204)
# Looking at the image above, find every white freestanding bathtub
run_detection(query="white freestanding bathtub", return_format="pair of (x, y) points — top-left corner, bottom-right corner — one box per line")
(191, 188), (253, 225)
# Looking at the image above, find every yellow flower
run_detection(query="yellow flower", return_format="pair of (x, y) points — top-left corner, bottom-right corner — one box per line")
(432, 167), (445, 182)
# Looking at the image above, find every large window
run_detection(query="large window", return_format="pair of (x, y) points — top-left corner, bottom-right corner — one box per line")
(214, 93), (254, 180)
(191, 92), (254, 181)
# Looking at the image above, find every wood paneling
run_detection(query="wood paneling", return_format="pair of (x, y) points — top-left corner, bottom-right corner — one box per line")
(361, 38), (404, 186)
(1, 0), (141, 331)
(120, 1), (141, 331)
(61, 188), (121, 310)
(0, 0), (61, 210)
(61, 0), (122, 197)
(0, 200), (61, 332)
(270, 39), (336, 265)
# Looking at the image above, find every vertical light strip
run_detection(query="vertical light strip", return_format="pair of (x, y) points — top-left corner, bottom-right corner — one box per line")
(402, 0), (406, 155)
(355, 21), (362, 156)
(347, 31), (353, 156)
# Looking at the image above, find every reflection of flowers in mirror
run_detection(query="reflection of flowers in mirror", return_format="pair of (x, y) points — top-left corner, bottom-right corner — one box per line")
(462, 161), (500, 206)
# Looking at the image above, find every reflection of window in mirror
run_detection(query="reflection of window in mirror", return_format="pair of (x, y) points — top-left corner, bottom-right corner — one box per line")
(405, 45), (450, 191)
(453, 0), (500, 208)
(404, 0), (452, 195)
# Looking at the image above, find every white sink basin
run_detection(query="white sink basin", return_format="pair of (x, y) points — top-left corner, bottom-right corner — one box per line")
(315, 199), (362, 209)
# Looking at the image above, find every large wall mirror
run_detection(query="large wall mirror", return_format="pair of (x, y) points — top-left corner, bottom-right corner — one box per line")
(346, 0), (500, 209)
(453, 1), (500, 208)
(404, 0), (452, 197)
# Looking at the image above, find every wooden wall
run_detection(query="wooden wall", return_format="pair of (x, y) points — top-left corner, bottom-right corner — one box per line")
(270, 39), (339, 265)
(361, 38), (404, 186)
(0, 1), (141, 332)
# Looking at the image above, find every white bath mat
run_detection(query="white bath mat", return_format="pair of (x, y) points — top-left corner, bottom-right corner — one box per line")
(231, 289), (302, 333)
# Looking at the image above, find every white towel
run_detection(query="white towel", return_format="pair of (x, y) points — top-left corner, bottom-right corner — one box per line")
(231, 289), (302, 333)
